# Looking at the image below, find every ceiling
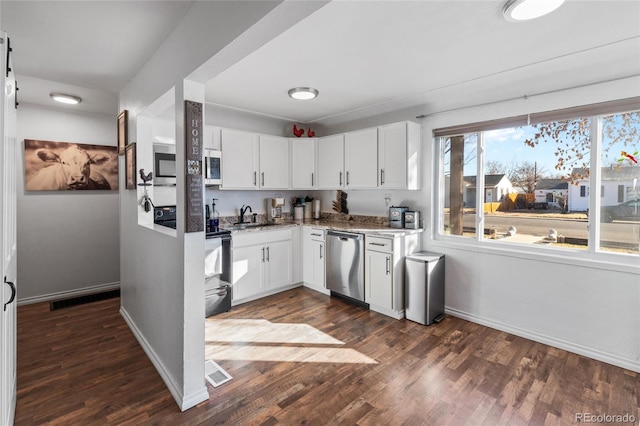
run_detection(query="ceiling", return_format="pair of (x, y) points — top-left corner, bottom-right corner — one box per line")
(2, 1), (639, 126)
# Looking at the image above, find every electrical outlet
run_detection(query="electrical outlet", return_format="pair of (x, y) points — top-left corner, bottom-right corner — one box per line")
(384, 193), (392, 206)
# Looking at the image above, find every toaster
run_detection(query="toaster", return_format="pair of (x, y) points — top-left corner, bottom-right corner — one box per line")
(404, 211), (420, 229)
(389, 206), (409, 228)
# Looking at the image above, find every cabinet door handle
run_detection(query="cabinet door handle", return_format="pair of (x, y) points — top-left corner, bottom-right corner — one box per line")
(320, 244), (323, 259)
(346, 171), (350, 186)
(4, 276), (16, 312)
(339, 171), (343, 186)
(266, 246), (270, 262)
(386, 257), (390, 275)
(380, 169), (384, 185)
(311, 173), (314, 187)
(261, 172), (265, 186)
(253, 171), (257, 186)
(311, 233), (322, 237)
(6, 38), (12, 78)
(261, 247), (265, 263)
(369, 242), (386, 247)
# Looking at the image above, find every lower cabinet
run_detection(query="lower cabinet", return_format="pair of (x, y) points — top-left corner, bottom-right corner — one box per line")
(232, 229), (293, 303)
(365, 233), (421, 319)
(366, 249), (393, 310)
(302, 227), (327, 294)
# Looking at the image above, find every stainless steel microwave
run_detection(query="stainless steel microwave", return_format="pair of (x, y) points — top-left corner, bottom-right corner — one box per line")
(204, 149), (222, 186)
(153, 145), (222, 186)
(153, 144), (176, 186)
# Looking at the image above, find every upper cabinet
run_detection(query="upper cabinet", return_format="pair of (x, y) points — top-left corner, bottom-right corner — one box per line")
(317, 134), (344, 189)
(221, 128), (259, 189)
(291, 138), (317, 189)
(219, 120), (420, 191)
(259, 135), (289, 189)
(203, 125), (221, 150)
(344, 128), (378, 189)
(378, 121), (421, 190)
(221, 130), (289, 190)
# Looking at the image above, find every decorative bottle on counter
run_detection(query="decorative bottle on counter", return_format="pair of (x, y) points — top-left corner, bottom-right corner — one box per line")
(211, 199), (220, 232)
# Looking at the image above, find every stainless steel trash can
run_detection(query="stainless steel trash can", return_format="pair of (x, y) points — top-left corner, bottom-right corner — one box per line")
(404, 252), (445, 325)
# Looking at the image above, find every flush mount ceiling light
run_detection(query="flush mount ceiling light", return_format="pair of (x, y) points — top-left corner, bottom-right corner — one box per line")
(50, 93), (82, 105)
(503, 0), (565, 22)
(288, 87), (319, 100)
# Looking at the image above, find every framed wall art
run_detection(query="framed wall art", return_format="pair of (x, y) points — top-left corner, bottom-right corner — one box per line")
(117, 109), (128, 154)
(24, 139), (118, 191)
(125, 142), (137, 190)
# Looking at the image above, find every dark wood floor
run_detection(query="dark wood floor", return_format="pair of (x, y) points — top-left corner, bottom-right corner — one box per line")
(16, 287), (640, 425)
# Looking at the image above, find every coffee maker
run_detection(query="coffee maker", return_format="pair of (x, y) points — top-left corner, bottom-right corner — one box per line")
(266, 198), (286, 222)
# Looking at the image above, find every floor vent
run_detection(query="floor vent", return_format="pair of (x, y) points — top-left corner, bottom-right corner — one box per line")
(205, 360), (232, 388)
(50, 289), (120, 311)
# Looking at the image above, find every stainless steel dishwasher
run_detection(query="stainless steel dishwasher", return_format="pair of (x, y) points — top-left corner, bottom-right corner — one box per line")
(326, 230), (365, 302)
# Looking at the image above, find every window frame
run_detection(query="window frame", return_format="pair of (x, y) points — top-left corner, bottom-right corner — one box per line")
(432, 100), (640, 271)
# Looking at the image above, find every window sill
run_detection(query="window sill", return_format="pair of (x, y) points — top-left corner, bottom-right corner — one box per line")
(429, 234), (640, 275)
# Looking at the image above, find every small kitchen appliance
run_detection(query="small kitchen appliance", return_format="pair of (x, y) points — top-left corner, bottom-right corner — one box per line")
(204, 149), (222, 186)
(266, 198), (285, 222)
(389, 206), (409, 228)
(404, 211), (420, 229)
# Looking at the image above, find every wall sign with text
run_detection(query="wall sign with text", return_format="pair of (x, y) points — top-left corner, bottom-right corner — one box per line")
(185, 100), (203, 233)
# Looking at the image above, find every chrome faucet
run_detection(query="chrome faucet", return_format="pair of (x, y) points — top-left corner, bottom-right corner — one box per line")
(239, 205), (252, 224)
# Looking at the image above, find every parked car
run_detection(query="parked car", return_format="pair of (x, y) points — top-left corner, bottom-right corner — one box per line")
(601, 199), (640, 223)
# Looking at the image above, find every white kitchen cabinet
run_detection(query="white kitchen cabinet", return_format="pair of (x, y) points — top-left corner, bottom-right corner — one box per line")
(317, 134), (344, 189)
(231, 229), (294, 303)
(365, 233), (421, 319)
(302, 227), (328, 294)
(344, 127), (378, 188)
(378, 121), (421, 190)
(221, 128), (259, 189)
(367, 249), (393, 309)
(259, 135), (290, 189)
(290, 138), (316, 189)
(203, 125), (221, 150)
(231, 244), (264, 301)
(264, 239), (292, 289)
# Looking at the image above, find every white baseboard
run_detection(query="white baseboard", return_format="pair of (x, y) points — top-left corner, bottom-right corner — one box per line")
(369, 304), (404, 320)
(119, 307), (209, 411)
(17, 281), (120, 306)
(231, 283), (302, 306)
(446, 306), (640, 373)
(302, 281), (330, 295)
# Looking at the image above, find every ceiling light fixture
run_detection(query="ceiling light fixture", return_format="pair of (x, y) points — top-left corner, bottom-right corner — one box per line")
(288, 87), (319, 100)
(50, 93), (82, 105)
(503, 0), (565, 22)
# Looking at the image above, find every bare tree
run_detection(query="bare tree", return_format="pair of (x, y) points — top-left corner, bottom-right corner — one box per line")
(485, 160), (517, 181)
(524, 112), (640, 184)
(511, 161), (545, 194)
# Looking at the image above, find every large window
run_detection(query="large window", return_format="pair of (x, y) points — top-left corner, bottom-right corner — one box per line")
(436, 100), (640, 256)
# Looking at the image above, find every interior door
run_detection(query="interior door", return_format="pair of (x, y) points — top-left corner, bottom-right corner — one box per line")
(1, 31), (18, 426)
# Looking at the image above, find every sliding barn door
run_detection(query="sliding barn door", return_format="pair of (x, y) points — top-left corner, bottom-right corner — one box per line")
(1, 31), (18, 426)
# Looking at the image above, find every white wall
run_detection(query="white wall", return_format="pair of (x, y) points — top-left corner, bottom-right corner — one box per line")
(16, 103), (119, 303)
(118, 1), (327, 411)
(423, 77), (640, 371)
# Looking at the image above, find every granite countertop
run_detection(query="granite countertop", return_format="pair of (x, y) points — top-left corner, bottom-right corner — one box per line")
(222, 219), (423, 237)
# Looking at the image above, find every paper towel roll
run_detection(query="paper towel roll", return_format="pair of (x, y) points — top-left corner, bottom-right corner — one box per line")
(313, 199), (320, 219)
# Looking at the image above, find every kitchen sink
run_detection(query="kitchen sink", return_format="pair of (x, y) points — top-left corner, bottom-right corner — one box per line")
(224, 223), (278, 231)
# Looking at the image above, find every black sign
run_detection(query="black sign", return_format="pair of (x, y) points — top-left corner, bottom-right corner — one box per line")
(185, 100), (203, 233)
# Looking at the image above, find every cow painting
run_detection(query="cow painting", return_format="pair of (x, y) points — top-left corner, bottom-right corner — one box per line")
(24, 140), (118, 191)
